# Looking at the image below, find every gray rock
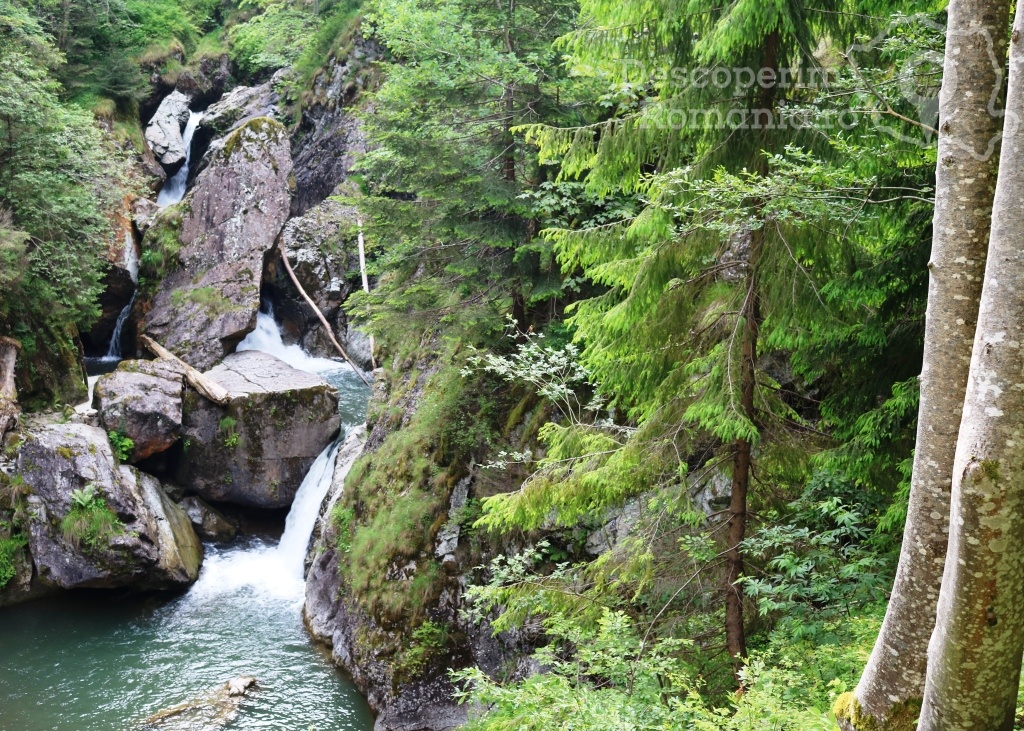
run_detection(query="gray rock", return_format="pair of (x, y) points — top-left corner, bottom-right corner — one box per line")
(15, 423), (201, 589)
(176, 351), (340, 508)
(146, 91), (192, 170)
(290, 37), (380, 215)
(178, 496), (237, 542)
(138, 117), (293, 371)
(265, 195), (376, 369)
(198, 72), (282, 146)
(132, 198), (162, 236)
(584, 499), (641, 556)
(144, 675), (257, 730)
(94, 359), (185, 461)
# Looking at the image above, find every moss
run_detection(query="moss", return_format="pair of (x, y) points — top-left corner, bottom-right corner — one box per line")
(833, 692), (920, 731)
(59, 489), (124, 552)
(139, 207), (184, 288)
(221, 117), (285, 162)
(979, 458), (1001, 482)
(55, 446), (75, 460)
(171, 287), (242, 317)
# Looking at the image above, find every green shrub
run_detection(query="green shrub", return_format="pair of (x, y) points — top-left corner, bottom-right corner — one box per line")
(219, 416), (240, 448)
(108, 431), (134, 462)
(59, 485), (124, 551)
(393, 620), (449, 680)
(0, 529), (28, 590)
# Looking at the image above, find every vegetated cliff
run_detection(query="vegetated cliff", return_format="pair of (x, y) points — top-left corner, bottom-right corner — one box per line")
(305, 339), (557, 730)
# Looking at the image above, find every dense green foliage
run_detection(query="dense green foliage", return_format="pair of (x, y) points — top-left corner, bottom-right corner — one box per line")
(344, 0), (949, 726)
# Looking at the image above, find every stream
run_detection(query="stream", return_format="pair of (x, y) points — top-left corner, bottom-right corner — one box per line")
(0, 316), (375, 731)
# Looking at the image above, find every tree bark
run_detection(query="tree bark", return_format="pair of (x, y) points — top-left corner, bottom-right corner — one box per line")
(918, 9), (1024, 728)
(0, 336), (20, 440)
(842, 2), (1009, 726)
(725, 250), (760, 673)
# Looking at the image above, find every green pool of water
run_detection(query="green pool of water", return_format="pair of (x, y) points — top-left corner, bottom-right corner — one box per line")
(0, 537), (374, 731)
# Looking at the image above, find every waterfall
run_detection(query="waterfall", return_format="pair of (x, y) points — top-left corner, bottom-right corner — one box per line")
(277, 440), (340, 581)
(157, 111), (203, 207)
(237, 306), (350, 374)
(105, 294), (135, 359)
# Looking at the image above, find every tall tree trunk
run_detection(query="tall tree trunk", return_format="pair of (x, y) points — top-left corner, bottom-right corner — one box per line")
(723, 27), (778, 680)
(918, 8), (1024, 727)
(725, 244), (760, 672)
(0, 336), (21, 440)
(839, 2), (1008, 727)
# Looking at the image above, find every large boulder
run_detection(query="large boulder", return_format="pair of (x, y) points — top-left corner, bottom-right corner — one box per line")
(137, 118), (294, 371)
(145, 91), (192, 171)
(93, 359), (185, 461)
(194, 72), (283, 159)
(15, 423), (202, 590)
(178, 496), (237, 542)
(176, 351), (340, 509)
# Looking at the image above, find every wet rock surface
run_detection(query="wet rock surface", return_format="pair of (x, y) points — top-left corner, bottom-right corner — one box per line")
(290, 36), (380, 216)
(94, 359), (185, 462)
(176, 351), (339, 509)
(15, 423), (201, 590)
(142, 676), (257, 730)
(138, 117), (293, 371)
(177, 496), (237, 542)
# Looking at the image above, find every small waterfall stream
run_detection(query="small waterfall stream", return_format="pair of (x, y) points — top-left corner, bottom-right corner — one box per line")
(105, 293), (135, 359)
(157, 110), (203, 208)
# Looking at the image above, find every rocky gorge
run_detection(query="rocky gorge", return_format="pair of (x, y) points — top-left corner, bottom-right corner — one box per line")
(0, 30), (537, 731)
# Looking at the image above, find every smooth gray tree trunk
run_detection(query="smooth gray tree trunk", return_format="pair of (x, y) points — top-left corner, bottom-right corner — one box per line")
(918, 7), (1024, 727)
(840, 2), (1009, 728)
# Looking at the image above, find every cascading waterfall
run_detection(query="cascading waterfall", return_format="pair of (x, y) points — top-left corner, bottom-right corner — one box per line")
(104, 293), (135, 360)
(237, 304), (352, 374)
(157, 111), (203, 207)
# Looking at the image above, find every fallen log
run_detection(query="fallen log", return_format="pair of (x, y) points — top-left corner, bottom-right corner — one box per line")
(139, 334), (231, 406)
(278, 244), (372, 388)
(0, 336), (21, 439)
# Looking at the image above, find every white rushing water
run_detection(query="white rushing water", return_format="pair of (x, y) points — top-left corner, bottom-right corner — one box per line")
(157, 110), (203, 207)
(185, 437), (360, 604)
(237, 307), (352, 374)
(105, 293), (135, 359)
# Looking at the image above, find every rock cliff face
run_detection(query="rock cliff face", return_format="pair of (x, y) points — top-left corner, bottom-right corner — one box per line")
(138, 117), (293, 371)
(290, 37), (380, 216)
(264, 197), (375, 368)
(15, 422), (201, 590)
(304, 361), (536, 730)
(176, 351), (340, 508)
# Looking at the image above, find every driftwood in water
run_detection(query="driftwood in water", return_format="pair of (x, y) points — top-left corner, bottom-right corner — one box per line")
(278, 244), (372, 388)
(141, 676), (257, 730)
(139, 334), (231, 406)
(0, 336), (21, 439)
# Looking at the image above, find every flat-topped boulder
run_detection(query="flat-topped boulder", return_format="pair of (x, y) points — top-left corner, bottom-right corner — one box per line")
(94, 359), (186, 462)
(176, 351), (340, 509)
(137, 117), (293, 371)
(15, 423), (202, 590)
